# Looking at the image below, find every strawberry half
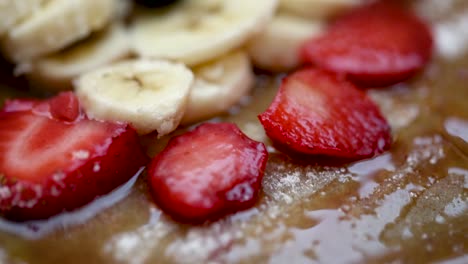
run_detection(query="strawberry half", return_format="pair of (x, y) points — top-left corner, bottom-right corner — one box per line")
(0, 93), (148, 221)
(148, 123), (268, 223)
(3, 92), (81, 122)
(301, 2), (433, 87)
(258, 69), (391, 159)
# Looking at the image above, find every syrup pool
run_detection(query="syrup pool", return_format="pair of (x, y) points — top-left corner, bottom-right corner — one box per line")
(0, 168), (143, 240)
(0, 0), (467, 263)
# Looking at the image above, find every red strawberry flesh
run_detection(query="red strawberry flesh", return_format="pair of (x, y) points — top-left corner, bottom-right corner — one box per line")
(3, 92), (82, 121)
(0, 94), (148, 221)
(148, 123), (268, 223)
(49, 91), (81, 121)
(2, 98), (40, 113)
(258, 68), (391, 159)
(301, 2), (433, 87)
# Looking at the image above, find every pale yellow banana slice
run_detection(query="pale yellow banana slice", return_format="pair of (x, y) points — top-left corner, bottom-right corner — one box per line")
(25, 24), (130, 92)
(0, 0), (48, 36)
(130, 0), (278, 66)
(247, 12), (323, 72)
(74, 59), (194, 136)
(2, 0), (115, 63)
(181, 51), (253, 125)
(279, 0), (361, 19)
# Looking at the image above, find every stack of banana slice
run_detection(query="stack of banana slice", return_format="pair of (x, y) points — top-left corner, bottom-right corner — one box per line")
(0, 0), (362, 137)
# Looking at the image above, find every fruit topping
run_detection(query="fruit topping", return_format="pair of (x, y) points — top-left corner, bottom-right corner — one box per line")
(181, 51), (254, 125)
(130, 0), (278, 66)
(74, 59), (194, 136)
(48, 91), (81, 122)
(2, 98), (40, 113)
(0, 93), (148, 221)
(3, 92), (84, 122)
(258, 68), (391, 159)
(148, 123), (268, 223)
(2, 0), (115, 63)
(301, 2), (433, 87)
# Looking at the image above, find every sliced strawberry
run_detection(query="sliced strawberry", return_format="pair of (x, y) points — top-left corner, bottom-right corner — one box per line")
(3, 98), (41, 113)
(0, 94), (148, 221)
(148, 123), (268, 223)
(3, 92), (81, 122)
(301, 2), (433, 87)
(49, 91), (81, 122)
(258, 69), (391, 159)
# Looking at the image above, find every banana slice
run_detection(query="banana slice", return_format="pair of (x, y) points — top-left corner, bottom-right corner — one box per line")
(114, 0), (133, 21)
(25, 24), (130, 92)
(181, 51), (253, 125)
(279, 0), (361, 19)
(74, 59), (194, 136)
(247, 12), (324, 72)
(0, 0), (47, 36)
(130, 0), (278, 66)
(2, 0), (115, 63)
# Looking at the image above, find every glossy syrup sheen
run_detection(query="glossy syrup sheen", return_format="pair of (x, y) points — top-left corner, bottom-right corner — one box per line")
(0, 0), (467, 263)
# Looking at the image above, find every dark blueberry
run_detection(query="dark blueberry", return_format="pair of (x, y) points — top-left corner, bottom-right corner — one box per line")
(134, 0), (180, 8)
